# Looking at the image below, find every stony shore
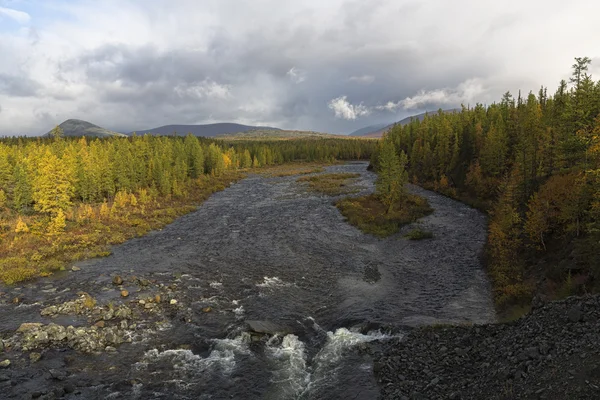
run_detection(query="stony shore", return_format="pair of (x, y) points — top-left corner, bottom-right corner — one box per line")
(375, 295), (600, 399)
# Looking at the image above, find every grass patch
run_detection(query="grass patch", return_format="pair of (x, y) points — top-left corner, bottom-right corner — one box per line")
(498, 303), (532, 323)
(404, 228), (434, 240)
(297, 173), (361, 196)
(0, 172), (244, 284)
(336, 193), (433, 237)
(256, 162), (331, 177)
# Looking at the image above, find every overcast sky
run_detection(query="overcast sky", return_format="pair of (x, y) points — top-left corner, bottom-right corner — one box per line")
(1, 0), (599, 135)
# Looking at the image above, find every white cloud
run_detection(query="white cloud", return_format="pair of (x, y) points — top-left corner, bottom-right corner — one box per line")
(0, 6), (30, 24)
(349, 75), (375, 84)
(174, 79), (231, 100)
(286, 67), (306, 84)
(377, 79), (486, 111)
(328, 96), (370, 120)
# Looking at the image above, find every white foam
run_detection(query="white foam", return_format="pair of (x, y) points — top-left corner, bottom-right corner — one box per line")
(313, 328), (389, 367)
(15, 302), (40, 309)
(263, 328), (394, 398)
(256, 277), (291, 288)
(139, 333), (252, 377)
(209, 281), (223, 289)
(265, 334), (310, 398)
(233, 306), (245, 319)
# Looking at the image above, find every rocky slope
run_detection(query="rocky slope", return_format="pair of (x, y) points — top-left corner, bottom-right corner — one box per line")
(43, 119), (126, 138)
(375, 295), (600, 399)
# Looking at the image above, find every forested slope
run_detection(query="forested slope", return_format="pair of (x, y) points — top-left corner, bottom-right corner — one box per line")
(372, 58), (600, 316)
(0, 133), (375, 283)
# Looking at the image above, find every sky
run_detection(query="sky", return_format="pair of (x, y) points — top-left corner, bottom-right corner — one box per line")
(0, 0), (599, 135)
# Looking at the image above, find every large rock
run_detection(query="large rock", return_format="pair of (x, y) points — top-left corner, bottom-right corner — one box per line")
(246, 320), (292, 335)
(17, 323), (43, 333)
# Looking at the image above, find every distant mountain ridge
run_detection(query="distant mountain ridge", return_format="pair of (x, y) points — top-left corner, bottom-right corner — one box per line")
(219, 129), (343, 140)
(351, 109), (460, 138)
(43, 119), (126, 138)
(348, 123), (389, 137)
(130, 123), (281, 137)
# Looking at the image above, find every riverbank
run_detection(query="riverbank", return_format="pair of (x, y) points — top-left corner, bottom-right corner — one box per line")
(376, 294), (600, 399)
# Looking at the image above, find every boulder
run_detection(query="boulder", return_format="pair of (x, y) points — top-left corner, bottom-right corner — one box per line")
(17, 323), (43, 333)
(246, 320), (292, 335)
(29, 352), (42, 363)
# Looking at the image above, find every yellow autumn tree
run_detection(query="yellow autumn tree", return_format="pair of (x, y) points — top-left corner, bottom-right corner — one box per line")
(14, 217), (29, 233)
(32, 149), (74, 215)
(47, 209), (66, 235)
(99, 200), (110, 219)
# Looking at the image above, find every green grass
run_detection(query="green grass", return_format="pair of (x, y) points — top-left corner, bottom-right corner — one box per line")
(336, 194), (433, 237)
(297, 173), (361, 196)
(257, 162), (327, 177)
(404, 228), (434, 240)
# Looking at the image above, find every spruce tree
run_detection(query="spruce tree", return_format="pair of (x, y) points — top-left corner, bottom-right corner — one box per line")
(376, 140), (408, 213)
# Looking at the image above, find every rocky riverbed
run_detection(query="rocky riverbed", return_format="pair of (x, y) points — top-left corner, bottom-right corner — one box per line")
(0, 162), (496, 399)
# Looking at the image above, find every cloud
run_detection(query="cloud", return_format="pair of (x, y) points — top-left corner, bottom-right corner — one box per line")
(377, 79), (486, 111)
(0, 0), (599, 135)
(174, 79), (231, 100)
(0, 73), (40, 97)
(0, 6), (30, 24)
(349, 75), (375, 84)
(328, 96), (370, 120)
(287, 67), (306, 84)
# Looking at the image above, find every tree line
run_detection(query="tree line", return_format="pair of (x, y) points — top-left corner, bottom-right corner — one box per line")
(0, 134), (375, 234)
(373, 57), (600, 309)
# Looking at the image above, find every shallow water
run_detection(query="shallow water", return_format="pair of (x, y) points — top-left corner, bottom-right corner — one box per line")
(0, 162), (495, 399)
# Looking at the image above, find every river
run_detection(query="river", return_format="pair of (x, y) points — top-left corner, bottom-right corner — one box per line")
(0, 162), (495, 399)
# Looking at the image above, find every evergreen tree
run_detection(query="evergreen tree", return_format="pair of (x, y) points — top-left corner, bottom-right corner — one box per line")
(376, 140), (408, 213)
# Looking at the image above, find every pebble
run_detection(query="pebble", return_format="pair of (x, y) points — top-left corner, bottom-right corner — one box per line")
(112, 276), (124, 286)
(0, 360), (10, 369)
(170, 299), (177, 305)
(71, 266), (81, 271)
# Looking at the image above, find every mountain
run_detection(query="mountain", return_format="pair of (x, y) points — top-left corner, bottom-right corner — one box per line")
(130, 123), (281, 137)
(218, 129), (344, 140)
(44, 119), (126, 138)
(352, 109), (460, 138)
(348, 123), (389, 137)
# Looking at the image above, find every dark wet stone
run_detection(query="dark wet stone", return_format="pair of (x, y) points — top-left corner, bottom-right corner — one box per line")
(63, 384), (75, 394)
(567, 306), (582, 323)
(49, 368), (67, 381)
(246, 320), (292, 335)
